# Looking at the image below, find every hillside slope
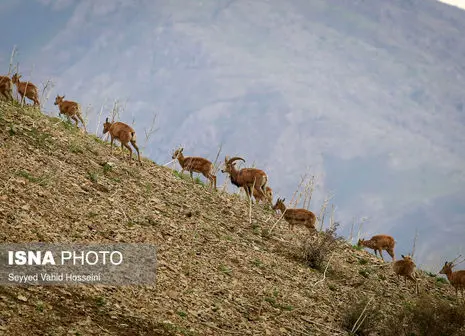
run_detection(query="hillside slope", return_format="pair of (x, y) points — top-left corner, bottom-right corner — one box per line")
(0, 102), (462, 336)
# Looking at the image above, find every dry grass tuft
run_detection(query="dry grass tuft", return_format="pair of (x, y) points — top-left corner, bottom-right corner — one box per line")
(301, 222), (343, 271)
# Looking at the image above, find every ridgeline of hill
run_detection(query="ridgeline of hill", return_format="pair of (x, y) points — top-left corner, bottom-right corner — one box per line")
(0, 102), (463, 336)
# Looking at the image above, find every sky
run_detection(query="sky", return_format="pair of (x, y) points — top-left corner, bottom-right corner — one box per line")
(0, 0), (464, 272)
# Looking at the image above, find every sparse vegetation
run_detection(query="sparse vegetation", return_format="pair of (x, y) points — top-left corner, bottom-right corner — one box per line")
(342, 298), (381, 336)
(341, 297), (381, 336)
(358, 258), (369, 265)
(381, 295), (465, 336)
(102, 162), (113, 174)
(69, 142), (83, 153)
(15, 170), (51, 186)
(86, 171), (98, 182)
(359, 268), (370, 278)
(301, 222), (342, 270)
(173, 170), (205, 186)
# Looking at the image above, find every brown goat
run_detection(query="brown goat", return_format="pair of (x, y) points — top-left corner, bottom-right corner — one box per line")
(272, 198), (317, 232)
(221, 156), (268, 203)
(392, 255), (419, 294)
(54, 95), (86, 132)
(172, 147), (217, 189)
(0, 75), (14, 101)
(102, 118), (141, 164)
(439, 260), (465, 300)
(357, 235), (395, 261)
(11, 73), (40, 106)
(253, 186), (273, 204)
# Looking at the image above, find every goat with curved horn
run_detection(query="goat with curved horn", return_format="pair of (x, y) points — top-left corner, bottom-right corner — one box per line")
(221, 156), (269, 204)
(226, 157), (245, 164)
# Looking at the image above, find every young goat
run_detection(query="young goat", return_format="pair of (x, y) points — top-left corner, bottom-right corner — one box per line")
(102, 118), (141, 164)
(357, 235), (396, 262)
(392, 255), (419, 294)
(172, 147), (217, 189)
(439, 259), (465, 301)
(11, 73), (40, 106)
(0, 75), (13, 101)
(253, 186), (273, 204)
(272, 198), (316, 233)
(54, 95), (86, 132)
(221, 156), (268, 203)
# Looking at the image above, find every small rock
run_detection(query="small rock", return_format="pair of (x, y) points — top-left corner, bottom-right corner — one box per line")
(17, 295), (27, 302)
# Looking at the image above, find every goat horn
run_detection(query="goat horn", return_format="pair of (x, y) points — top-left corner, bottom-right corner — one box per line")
(227, 157), (245, 164)
(451, 254), (463, 265)
(455, 258), (465, 267)
(105, 117), (109, 123)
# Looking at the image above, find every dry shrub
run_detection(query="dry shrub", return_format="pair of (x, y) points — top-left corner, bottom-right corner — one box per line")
(381, 295), (465, 336)
(341, 297), (381, 336)
(301, 222), (343, 271)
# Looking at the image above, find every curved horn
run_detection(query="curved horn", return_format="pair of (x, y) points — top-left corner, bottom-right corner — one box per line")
(227, 156), (245, 164)
(451, 254), (462, 265)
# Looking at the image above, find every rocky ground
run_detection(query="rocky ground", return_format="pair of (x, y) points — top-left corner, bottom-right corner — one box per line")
(0, 101), (462, 336)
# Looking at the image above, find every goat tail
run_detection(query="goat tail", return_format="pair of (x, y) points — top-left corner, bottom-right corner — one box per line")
(262, 174), (268, 189)
(259, 174), (268, 196)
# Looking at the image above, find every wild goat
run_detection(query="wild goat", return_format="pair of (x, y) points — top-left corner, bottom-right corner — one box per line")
(171, 147), (217, 189)
(253, 186), (273, 204)
(357, 235), (395, 262)
(439, 258), (465, 300)
(0, 75), (13, 101)
(54, 95), (86, 132)
(102, 118), (141, 164)
(272, 198), (317, 232)
(11, 73), (40, 106)
(221, 156), (268, 203)
(392, 255), (419, 294)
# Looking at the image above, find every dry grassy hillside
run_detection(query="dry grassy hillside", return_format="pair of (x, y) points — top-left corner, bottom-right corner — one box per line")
(0, 102), (463, 336)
